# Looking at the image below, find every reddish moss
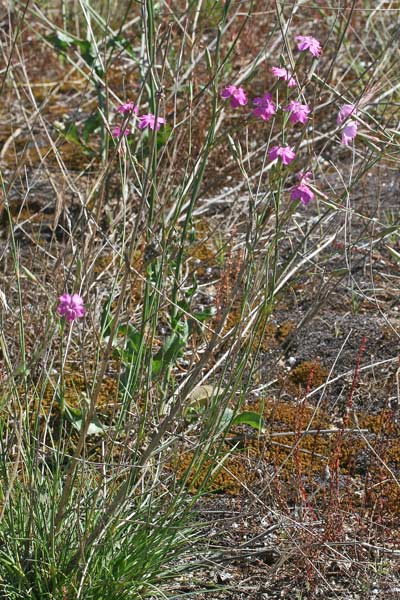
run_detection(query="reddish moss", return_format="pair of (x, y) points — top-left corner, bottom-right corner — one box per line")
(276, 320), (296, 341)
(174, 398), (400, 518)
(289, 361), (329, 388)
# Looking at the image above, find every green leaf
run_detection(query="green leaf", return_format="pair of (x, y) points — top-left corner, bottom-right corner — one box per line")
(134, 123), (172, 157)
(218, 407), (234, 434)
(119, 366), (132, 396)
(152, 332), (182, 374)
(106, 34), (135, 58)
(76, 39), (103, 73)
(152, 318), (188, 376)
(192, 306), (217, 322)
(100, 294), (114, 339)
(46, 31), (75, 53)
(47, 31), (103, 73)
(75, 39), (94, 63)
(151, 357), (163, 376)
(117, 324), (142, 353)
(232, 411), (265, 432)
(387, 245), (400, 262)
(63, 122), (93, 155)
(61, 123), (93, 156)
(125, 326), (142, 355)
(331, 268), (349, 277)
(83, 110), (102, 143)
(64, 404), (107, 435)
(156, 124), (172, 149)
(114, 324), (145, 376)
(377, 225), (399, 240)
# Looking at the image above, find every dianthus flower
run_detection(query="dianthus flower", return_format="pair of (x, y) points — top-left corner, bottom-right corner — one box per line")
(295, 35), (322, 57)
(112, 125), (130, 138)
(117, 101), (139, 115)
(268, 145), (296, 166)
(337, 103), (356, 126)
(290, 171), (314, 205)
(337, 104), (358, 145)
(252, 93), (276, 121)
(138, 114), (166, 131)
(341, 120), (358, 146)
(221, 85), (248, 108)
(284, 100), (310, 125)
(271, 67), (297, 88)
(57, 293), (85, 322)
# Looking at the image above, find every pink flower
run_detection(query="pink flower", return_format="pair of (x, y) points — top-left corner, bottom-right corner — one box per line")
(341, 120), (358, 146)
(57, 293), (85, 322)
(290, 172), (314, 205)
(117, 101), (139, 115)
(252, 93), (276, 121)
(336, 104), (358, 145)
(138, 114), (166, 131)
(112, 125), (130, 138)
(271, 67), (297, 88)
(295, 35), (322, 57)
(268, 145), (296, 166)
(337, 104), (358, 145)
(221, 85), (248, 108)
(337, 103), (356, 126)
(284, 100), (310, 124)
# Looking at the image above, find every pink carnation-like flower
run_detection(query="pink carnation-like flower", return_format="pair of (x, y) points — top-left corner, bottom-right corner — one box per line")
(112, 125), (131, 138)
(57, 293), (85, 322)
(138, 114), (166, 131)
(341, 120), (358, 146)
(337, 103), (356, 126)
(295, 35), (322, 57)
(337, 104), (358, 145)
(117, 101), (139, 115)
(271, 67), (297, 88)
(284, 100), (310, 125)
(268, 145), (296, 166)
(221, 85), (248, 108)
(290, 171), (314, 205)
(252, 93), (276, 121)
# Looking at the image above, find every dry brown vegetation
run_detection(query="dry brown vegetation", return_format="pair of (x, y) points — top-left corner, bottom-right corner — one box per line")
(1, 1), (400, 598)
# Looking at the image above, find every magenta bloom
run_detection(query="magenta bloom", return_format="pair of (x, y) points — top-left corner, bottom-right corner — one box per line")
(117, 101), (138, 115)
(337, 103), (356, 126)
(138, 114), (166, 131)
(57, 293), (85, 322)
(337, 104), (358, 145)
(341, 120), (358, 146)
(295, 35), (322, 57)
(284, 100), (310, 125)
(290, 172), (314, 205)
(112, 125), (130, 138)
(221, 85), (248, 108)
(268, 145), (296, 166)
(271, 67), (297, 88)
(252, 93), (276, 121)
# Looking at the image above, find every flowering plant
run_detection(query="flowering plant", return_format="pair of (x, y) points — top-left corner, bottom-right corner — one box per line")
(268, 145), (296, 166)
(57, 294), (85, 322)
(284, 100), (310, 125)
(290, 172), (315, 205)
(295, 35), (322, 57)
(271, 67), (297, 88)
(252, 93), (276, 121)
(138, 114), (166, 131)
(221, 85), (248, 108)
